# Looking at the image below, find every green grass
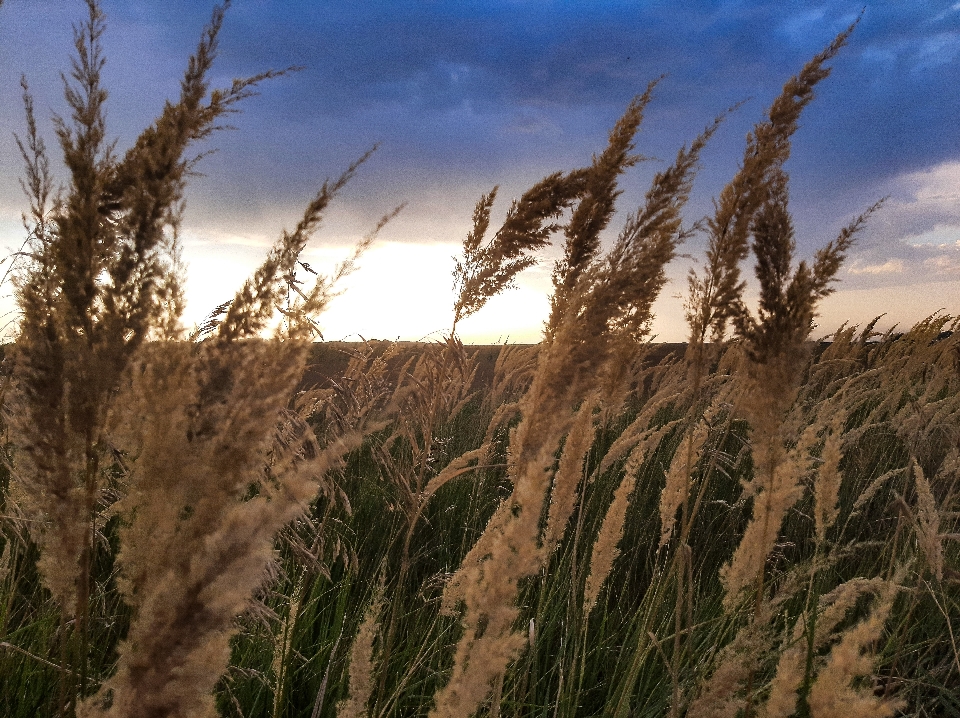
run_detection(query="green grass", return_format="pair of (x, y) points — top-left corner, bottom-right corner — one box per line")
(1, 332), (958, 717)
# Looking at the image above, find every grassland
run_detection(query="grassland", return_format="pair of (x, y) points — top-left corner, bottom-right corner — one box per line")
(0, 3), (958, 717)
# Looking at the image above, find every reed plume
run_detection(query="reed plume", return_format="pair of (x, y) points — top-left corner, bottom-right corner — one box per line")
(813, 419), (844, 544)
(3, 2), (396, 714)
(806, 579), (904, 717)
(453, 174), (587, 331)
(686, 23), (856, 347)
(546, 81), (657, 334)
(7, 2), (294, 710)
(79, 149), (389, 715)
(3, 5), (957, 715)
(712, 27), (884, 608)
(433, 83), (718, 717)
(658, 397), (721, 550)
(583, 418), (677, 617)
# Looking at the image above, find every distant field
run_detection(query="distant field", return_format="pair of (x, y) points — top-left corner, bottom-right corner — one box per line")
(305, 341), (687, 389)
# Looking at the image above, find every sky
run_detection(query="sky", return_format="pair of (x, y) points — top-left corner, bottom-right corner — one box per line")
(0, 1), (958, 343)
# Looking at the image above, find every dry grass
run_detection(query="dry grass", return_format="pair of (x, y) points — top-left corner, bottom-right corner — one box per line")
(0, 5), (958, 718)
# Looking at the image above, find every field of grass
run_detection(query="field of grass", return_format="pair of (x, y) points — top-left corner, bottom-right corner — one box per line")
(0, 3), (958, 717)
(3, 328), (959, 717)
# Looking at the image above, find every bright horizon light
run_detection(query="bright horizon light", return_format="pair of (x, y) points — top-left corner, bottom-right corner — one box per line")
(0, 2), (957, 344)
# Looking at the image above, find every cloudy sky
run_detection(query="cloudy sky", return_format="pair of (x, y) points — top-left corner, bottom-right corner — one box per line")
(0, 1), (958, 343)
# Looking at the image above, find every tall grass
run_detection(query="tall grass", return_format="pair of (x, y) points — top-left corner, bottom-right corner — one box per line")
(0, 3), (958, 717)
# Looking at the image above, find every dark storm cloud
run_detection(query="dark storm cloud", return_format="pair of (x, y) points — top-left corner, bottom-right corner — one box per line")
(194, 0), (960, 194)
(1, 1), (958, 251)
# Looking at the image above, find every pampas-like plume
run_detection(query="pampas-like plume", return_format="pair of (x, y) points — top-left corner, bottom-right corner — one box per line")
(719, 182), (879, 606)
(432, 87), (717, 718)
(689, 564), (812, 718)
(75, 124), (390, 713)
(7, 3), (296, 710)
(0, 4), (392, 711)
(713, 27), (885, 611)
(686, 24), (853, 345)
(814, 420), (844, 544)
(812, 577), (890, 647)
(720, 421), (814, 609)
(658, 398), (721, 550)
(546, 81), (657, 332)
(807, 580), (903, 718)
(761, 642), (806, 718)
(81, 229), (376, 717)
(596, 358), (685, 476)
(687, 606), (779, 718)
(913, 457), (948, 582)
(453, 173), (587, 330)
(584, 420), (677, 617)
(731, 166), (883, 368)
(760, 575), (889, 718)
(543, 395), (598, 553)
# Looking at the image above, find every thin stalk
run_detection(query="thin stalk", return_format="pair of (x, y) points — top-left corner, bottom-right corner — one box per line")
(669, 542), (686, 718)
(374, 516), (420, 711)
(70, 435), (100, 714)
(796, 549), (823, 718)
(742, 441), (777, 718)
(490, 670), (504, 718)
(669, 425), (698, 716)
(272, 571), (305, 718)
(575, 620), (590, 712)
(376, 338), (458, 709)
(0, 542), (19, 641)
(58, 607), (70, 718)
(926, 580), (960, 679)
(553, 633), (566, 718)
(609, 565), (671, 718)
(310, 626), (344, 718)
(612, 395), (740, 718)
(562, 437), (595, 718)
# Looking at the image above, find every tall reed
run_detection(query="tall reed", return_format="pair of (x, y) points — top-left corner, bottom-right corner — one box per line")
(5, 2), (391, 715)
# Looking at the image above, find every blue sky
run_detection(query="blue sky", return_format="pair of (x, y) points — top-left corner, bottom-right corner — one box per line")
(0, 1), (958, 342)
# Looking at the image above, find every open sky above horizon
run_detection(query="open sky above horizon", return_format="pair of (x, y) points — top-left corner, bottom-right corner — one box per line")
(0, 1), (958, 343)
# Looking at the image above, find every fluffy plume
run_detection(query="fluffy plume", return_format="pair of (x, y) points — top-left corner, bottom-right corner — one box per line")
(548, 82), (657, 327)
(814, 419), (845, 543)
(720, 420), (815, 609)
(584, 421), (676, 616)
(760, 576), (889, 718)
(807, 581), (903, 718)
(658, 397), (721, 550)
(686, 24), (856, 345)
(913, 458), (945, 582)
(543, 395), (598, 553)
(433, 85), (717, 717)
(761, 642), (806, 718)
(453, 173), (587, 329)
(687, 616), (777, 718)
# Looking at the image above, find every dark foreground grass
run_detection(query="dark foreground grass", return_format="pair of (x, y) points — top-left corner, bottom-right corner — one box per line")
(3, 330), (957, 717)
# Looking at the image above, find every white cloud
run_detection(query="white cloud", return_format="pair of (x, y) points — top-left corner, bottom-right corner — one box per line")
(848, 259), (904, 275)
(914, 32), (960, 70)
(847, 160), (960, 290)
(901, 224), (960, 246)
(923, 253), (960, 273)
(883, 161), (960, 238)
